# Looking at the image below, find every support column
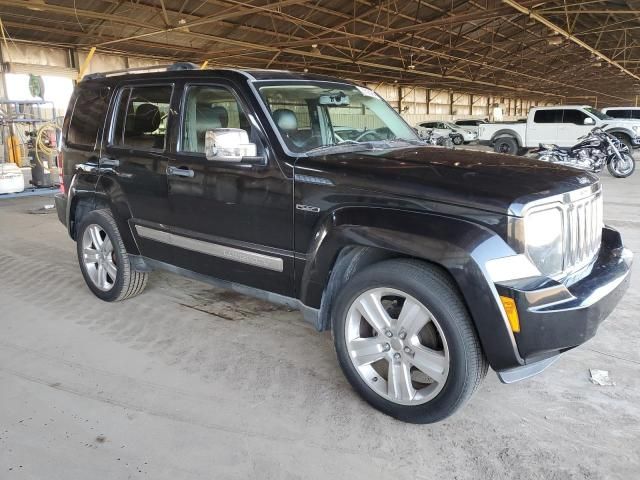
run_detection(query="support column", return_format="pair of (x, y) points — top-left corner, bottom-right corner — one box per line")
(426, 88), (431, 115)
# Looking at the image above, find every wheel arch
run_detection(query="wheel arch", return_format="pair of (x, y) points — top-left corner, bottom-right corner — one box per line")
(605, 128), (633, 143)
(68, 174), (140, 255)
(490, 129), (522, 147)
(300, 207), (524, 370)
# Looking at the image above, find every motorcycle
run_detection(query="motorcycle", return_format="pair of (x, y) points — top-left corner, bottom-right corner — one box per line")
(417, 128), (454, 148)
(534, 126), (635, 178)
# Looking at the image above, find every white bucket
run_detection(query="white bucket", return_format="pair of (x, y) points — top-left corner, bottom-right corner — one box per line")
(0, 163), (25, 194)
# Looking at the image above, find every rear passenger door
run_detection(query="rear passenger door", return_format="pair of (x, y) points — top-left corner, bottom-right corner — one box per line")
(102, 84), (175, 258)
(160, 81), (294, 296)
(528, 110), (561, 146)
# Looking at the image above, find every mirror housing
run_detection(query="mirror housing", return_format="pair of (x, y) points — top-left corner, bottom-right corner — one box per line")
(583, 117), (595, 125)
(205, 128), (257, 162)
(318, 92), (350, 106)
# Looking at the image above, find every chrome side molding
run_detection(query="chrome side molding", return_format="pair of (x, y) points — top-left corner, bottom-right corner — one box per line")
(135, 225), (284, 272)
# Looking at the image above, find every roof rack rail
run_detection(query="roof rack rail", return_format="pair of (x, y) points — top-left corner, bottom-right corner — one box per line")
(83, 62), (198, 81)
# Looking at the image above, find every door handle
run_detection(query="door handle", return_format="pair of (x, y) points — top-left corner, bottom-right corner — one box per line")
(167, 166), (195, 178)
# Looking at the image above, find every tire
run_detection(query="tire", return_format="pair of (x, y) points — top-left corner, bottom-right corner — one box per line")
(332, 259), (488, 424)
(493, 137), (518, 155)
(607, 153), (636, 178)
(451, 134), (463, 145)
(76, 209), (148, 301)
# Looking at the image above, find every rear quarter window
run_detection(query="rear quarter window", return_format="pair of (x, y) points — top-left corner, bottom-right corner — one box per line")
(606, 110), (631, 119)
(66, 86), (111, 149)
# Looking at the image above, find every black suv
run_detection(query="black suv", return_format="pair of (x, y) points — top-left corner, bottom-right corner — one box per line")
(55, 64), (632, 423)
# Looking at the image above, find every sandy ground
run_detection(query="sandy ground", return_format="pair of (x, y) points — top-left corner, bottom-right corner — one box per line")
(1, 155), (639, 479)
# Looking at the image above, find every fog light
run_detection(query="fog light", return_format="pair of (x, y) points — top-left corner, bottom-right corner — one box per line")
(500, 296), (520, 333)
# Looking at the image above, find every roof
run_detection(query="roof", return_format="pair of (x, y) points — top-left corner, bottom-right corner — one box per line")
(80, 65), (353, 85)
(1, 0), (639, 105)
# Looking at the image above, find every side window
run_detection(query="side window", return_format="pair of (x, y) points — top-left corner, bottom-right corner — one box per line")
(607, 110), (630, 119)
(112, 85), (172, 151)
(66, 86), (111, 148)
(533, 110), (562, 123)
(632, 110), (640, 119)
(180, 85), (260, 154)
(562, 109), (589, 124)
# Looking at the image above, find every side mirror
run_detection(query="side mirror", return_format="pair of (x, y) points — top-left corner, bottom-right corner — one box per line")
(205, 128), (257, 162)
(583, 117), (595, 125)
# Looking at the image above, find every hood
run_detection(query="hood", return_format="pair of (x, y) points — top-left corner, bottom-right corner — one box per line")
(296, 146), (598, 215)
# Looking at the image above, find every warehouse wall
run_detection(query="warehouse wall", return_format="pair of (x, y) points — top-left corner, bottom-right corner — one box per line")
(364, 83), (550, 125)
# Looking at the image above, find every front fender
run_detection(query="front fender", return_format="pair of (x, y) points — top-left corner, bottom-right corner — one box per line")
(300, 206), (524, 370)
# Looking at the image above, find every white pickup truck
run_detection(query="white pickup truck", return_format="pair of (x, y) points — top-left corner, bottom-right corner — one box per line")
(478, 105), (640, 155)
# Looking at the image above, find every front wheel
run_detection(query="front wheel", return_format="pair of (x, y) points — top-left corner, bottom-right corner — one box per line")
(76, 209), (148, 301)
(451, 134), (463, 145)
(607, 153), (636, 178)
(332, 259), (487, 423)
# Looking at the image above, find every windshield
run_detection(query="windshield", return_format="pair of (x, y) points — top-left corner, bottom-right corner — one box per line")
(257, 82), (420, 154)
(443, 122), (460, 130)
(585, 107), (612, 120)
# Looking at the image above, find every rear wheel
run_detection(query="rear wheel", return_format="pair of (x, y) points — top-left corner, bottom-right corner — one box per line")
(76, 209), (148, 301)
(493, 137), (518, 155)
(332, 259), (487, 423)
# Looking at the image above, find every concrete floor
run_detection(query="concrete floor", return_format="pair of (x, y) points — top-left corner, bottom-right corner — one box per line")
(1, 163), (639, 479)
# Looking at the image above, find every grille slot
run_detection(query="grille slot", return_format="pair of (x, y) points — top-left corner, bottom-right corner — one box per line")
(564, 190), (603, 274)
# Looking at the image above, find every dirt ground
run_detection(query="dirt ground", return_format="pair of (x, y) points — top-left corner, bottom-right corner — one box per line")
(1, 162), (639, 479)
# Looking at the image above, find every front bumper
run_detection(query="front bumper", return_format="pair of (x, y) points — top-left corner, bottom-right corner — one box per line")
(496, 226), (632, 367)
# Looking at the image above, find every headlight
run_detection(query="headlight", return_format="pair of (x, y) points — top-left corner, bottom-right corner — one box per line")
(523, 206), (564, 277)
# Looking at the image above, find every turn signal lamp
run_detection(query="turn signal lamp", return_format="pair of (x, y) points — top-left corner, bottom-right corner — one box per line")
(500, 296), (520, 333)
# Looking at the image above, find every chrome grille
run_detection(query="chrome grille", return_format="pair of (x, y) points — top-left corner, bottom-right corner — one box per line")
(564, 190), (603, 274)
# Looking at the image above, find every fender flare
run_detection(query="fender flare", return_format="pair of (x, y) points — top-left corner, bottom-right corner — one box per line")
(604, 127), (634, 140)
(299, 206), (523, 370)
(94, 174), (141, 255)
(490, 129), (522, 146)
(65, 173), (99, 239)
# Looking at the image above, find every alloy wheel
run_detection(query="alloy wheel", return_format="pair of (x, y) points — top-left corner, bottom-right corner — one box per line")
(344, 288), (450, 405)
(82, 224), (117, 291)
(612, 154), (634, 176)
